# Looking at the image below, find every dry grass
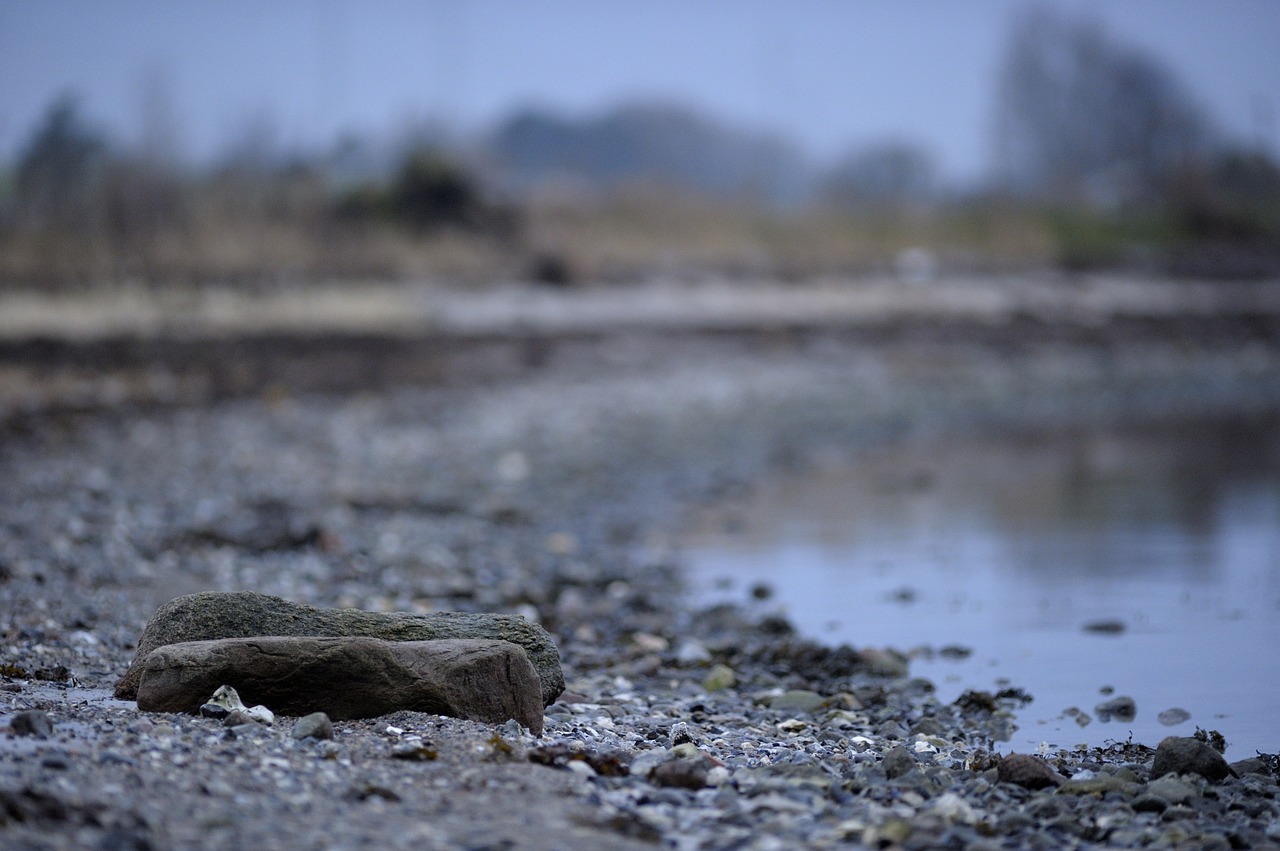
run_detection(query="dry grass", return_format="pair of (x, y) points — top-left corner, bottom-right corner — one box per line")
(0, 186), (1062, 291)
(520, 188), (1057, 282)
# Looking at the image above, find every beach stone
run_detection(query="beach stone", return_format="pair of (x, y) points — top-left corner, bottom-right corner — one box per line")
(1094, 695), (1136, 722)
(882, 746), (916, 779)
(115, 591), (563, 707)
(292, 712), (334, 741)
(668, 721), (695, 746)
(649, 757), (709, 790)
(223, 709), (264, 729)
(1057, 775), (1140, 796)
(767, 689), (827, 713)
(9, 709), (54, 738)
(199, 702), (230, 720)
(1158, 707), (1191, 726)
(1229, 757), (1274, 777)
(1132, 793), (1170, 813)
(674, 640), (711, 665)
(629, 748), (672, 778)
(1152, 737), (1233, 782)
(860, 648), (909, 678)
(702, 664), (736, 691)
(996, 754), (1066, 789)
(135, 635), (545, 734)
(1146, 774), (1198, 805)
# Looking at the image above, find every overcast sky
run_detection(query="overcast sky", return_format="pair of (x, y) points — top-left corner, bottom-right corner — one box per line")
(2, 1), (1278, 183)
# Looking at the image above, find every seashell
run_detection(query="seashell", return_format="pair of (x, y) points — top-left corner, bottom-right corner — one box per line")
(204, 684), (274, 725)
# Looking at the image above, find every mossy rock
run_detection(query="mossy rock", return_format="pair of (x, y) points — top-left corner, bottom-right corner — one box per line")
(115, 591), (563, 707)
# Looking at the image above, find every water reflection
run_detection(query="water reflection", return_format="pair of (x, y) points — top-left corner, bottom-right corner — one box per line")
(683, 415), (1280, 757)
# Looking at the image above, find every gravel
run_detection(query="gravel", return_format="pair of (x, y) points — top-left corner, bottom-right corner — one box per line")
(2, 290), (1279, 849)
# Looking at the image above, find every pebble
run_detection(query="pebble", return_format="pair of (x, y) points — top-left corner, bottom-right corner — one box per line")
(674, 640), (711, 666)
(1158, 707), (1192, 726)
(668, 721), (694, 746)
(882, 746), (916, 779)
(291, 712), (335, 741)
(649, 758), (709, 790)
(702, 664), (736, 691)
(9, 709), (54, 738)
(997, 753), (1065, 789)
(766, 689), (827, 714)
(1147, 774), (1198, 804)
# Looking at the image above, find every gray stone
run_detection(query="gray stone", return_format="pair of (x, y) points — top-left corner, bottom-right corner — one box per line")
(222, 709), (264, 729)
(767, 689), (828, 713)
(1094, 695), (1136, 722)
(909, 716), (949, 737)
(1057, 775), (1140, 796)
(1146, 774), (1197, 804)
(291, 712), (334, 741)
(702, 664), (736, 691)
(996, 753), (1065, 789)
(649, 758), (709, 790)
(629, 748), (672, 778)
(1083, 619), (1126, 634)
(882, 746), (916, 780)
(1230, 756), (1275, 776)
(9, 709), (53, 738)
(668, 721), (695, 746)
(1132, 793), (1169, 813)
(1157, 707), (1191, 726)
(860, 648), (909, 678)
(135, 635), (545, 734)
(115, 591), (563, 707)
(1151, 736), (1234, 783)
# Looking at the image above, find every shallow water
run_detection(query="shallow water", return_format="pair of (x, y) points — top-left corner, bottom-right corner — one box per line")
(683, 415), (1280, 758)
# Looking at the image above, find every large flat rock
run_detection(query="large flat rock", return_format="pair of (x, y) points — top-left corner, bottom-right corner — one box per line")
(136, 636), (545, 734)
(116, 591), (563, 707)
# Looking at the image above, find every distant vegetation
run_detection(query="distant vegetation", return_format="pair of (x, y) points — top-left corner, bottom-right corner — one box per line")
(0, 7), (1276, 291)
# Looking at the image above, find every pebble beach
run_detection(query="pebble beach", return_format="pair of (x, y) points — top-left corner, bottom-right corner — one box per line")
(2, 276), (1279, 850)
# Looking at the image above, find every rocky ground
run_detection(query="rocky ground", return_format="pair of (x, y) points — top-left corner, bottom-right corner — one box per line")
(2, 276), (1280, 849)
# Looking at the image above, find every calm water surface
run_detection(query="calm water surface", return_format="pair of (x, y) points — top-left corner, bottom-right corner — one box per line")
(683, 416), (1280, 758)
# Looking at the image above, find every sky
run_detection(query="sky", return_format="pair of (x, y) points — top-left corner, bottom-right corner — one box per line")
(1, 1), (1278, 184)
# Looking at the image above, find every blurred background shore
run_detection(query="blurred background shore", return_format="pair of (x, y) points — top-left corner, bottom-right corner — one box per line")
(1, 2), (1277, 420)
(1, 3), (1277, 293)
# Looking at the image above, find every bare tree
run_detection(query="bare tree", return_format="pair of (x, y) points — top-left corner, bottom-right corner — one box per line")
(101, 69), (190, 277)
(994, 6), (1211, 204)
(12, 94), (107, 233)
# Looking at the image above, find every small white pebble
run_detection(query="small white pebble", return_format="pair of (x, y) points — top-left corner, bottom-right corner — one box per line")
(565, 760), (596, 777)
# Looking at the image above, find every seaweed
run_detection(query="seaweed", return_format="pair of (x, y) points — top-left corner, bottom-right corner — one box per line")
(0, 663), (30, 679)
(1193, 727), (1228, 754)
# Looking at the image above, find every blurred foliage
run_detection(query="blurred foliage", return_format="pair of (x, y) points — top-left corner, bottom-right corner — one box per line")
(1041, 207), (1173, 271)
(995, 6), (1211, 205)
(336, 148), (517, 237)
(12, 94), (108, 234)
(1172, 150), (1280, 240)
(1036, 148), (1280, 274)
(0, 74), (1277, 290)
(0, 101), (521, 289)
